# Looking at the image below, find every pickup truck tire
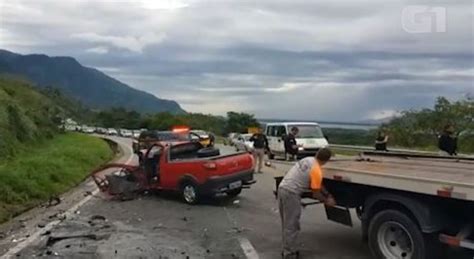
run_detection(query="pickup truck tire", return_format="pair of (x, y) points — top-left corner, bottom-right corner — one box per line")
(368, 209), (436, 259)
(181, 182), (200, 205)
(227, 188), (242, 198)
(197, 147), (220, 158)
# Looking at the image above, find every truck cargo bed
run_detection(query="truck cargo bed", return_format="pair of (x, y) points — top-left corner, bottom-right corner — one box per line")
(325, 153), (474, 201)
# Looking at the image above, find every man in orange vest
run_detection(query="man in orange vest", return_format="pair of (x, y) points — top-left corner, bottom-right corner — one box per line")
(278, 148), (336, 259)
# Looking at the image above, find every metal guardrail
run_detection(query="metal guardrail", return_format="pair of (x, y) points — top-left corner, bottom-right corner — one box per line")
(329, 144), (473, 158)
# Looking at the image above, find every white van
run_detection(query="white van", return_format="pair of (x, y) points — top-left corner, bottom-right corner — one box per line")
(265, 122), (329, 159)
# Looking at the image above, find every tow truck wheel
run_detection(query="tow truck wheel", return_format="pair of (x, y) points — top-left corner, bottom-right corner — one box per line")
(368, 209), (434, 259)
(181, 182), (199, 205)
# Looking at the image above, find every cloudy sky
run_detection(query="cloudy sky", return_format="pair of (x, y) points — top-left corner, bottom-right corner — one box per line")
(0, 0), (472, 122)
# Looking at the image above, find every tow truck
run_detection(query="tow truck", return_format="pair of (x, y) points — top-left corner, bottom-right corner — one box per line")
(273, 151), (474, 259)
(93, 141), (256, 204)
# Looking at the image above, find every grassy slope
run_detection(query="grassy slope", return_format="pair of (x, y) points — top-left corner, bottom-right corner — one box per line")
(0, 133), (113, 222)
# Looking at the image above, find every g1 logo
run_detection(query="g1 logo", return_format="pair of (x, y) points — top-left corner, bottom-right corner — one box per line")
(401, 5), (447, 33)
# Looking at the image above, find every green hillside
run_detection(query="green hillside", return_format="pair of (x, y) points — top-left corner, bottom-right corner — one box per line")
(0, 77), (113, 222)
(0, 77), (63, 158)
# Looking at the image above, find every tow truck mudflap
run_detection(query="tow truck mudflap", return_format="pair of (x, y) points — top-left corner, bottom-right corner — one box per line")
(325, 205), (353, 227)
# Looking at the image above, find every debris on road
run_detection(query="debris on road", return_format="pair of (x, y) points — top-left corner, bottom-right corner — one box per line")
(46, 196), (61, 207)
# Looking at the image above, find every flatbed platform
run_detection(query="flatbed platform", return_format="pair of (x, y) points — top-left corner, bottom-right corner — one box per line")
(327, 153), (474, 201)
(272, 153), (474, 201)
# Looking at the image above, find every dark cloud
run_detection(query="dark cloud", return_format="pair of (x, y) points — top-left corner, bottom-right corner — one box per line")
(0, 0), (472, 121)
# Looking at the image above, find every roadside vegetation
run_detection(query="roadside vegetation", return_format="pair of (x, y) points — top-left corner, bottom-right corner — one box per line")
(0, 133), (112, 222)
(0, 77), (113, 222)
(383, 96), (474, 153)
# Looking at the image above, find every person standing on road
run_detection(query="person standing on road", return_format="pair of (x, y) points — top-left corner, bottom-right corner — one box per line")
(250, 128), (269, 173)
(374, 130), (389, 151)
(284, 127), (299, 161)
(438, 124), (458, 156)
(278, 148), (336, 259)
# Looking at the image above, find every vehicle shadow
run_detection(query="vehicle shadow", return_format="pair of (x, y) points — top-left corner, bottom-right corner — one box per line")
(139, 190), (241, 207)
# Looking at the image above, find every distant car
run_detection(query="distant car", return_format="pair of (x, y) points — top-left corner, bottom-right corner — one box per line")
(133, 130), (192, 154)
(95, 127), (107, 134)
(65, 125), (78, 132)
(132, 130), (141, 138)
(83, 126), (95, 134)
(120, 129), (133, 138)
(234, 133), (254, 152)
(107, 128), (118, 135)
(227, 133), (239, 146)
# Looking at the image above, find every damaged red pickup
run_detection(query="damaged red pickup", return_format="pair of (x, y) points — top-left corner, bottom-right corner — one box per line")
(92, 141), (256, 204)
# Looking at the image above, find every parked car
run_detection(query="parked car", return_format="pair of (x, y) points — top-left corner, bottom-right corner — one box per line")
(132, 130), (141, 138)
(227, 133), (239, 146)
(265, 122), (328, 159)
(120, 129), (133, 138)
(107, 128), (118, 135)
(82, 126), (95, 134)
(95, 127), (107, 134)
(133, 130), (192, 154)
(234, 133), (254, 152)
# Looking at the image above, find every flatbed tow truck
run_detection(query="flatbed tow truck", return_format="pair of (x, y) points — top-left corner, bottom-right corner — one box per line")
(274, 151), (474, 259)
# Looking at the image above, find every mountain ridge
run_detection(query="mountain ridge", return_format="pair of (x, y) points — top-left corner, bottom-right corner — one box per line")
(0, 49), (185, 114)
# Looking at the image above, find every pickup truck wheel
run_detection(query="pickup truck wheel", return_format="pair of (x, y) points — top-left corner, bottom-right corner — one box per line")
(227, 188), (242, 198)
(368, 209), (433, 259)
(181, 183), (199, 205)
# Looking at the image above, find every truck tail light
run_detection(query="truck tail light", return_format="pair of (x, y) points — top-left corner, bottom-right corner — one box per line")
(203, 162), (217, 170)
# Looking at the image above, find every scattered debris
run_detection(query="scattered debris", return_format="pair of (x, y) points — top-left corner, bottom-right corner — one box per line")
(37, 223), (46, 228)
(90, 215), (106, 221)
(46, 234), (99, 247)
(12, 237), (26, 243)
(233, 200), (240, 205)
(84, 191), (93, 196)
(181, 217), (188, 222)
(47, 197), (61, 207)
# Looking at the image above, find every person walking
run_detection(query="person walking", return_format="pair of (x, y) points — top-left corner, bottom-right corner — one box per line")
(375, 130), (389, 151)
(278, 148), (336, 259)
(250, 128), (269, 173)
(438, 124), (458, 156)
(284, 127), (299, 161)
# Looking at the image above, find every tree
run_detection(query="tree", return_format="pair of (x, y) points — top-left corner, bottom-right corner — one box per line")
(384, 96), (474, 153)
(225, 112), (260, 133)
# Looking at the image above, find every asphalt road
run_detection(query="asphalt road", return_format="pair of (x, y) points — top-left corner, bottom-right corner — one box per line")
(1, 137), (469, 259)
(0, 137), (369, 259)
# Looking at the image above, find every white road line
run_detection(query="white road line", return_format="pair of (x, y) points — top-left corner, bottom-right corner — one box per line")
(238, 237), (260, 259)
(1, 137), (134, 259)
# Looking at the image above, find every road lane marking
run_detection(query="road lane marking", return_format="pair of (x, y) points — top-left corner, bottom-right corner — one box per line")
(223, 207), (260, 259)
(238, 237), (260, 259)
(1, 137), (134, 259)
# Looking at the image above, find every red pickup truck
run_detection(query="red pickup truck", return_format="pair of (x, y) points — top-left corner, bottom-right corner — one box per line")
(94, 141), (256, 204)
